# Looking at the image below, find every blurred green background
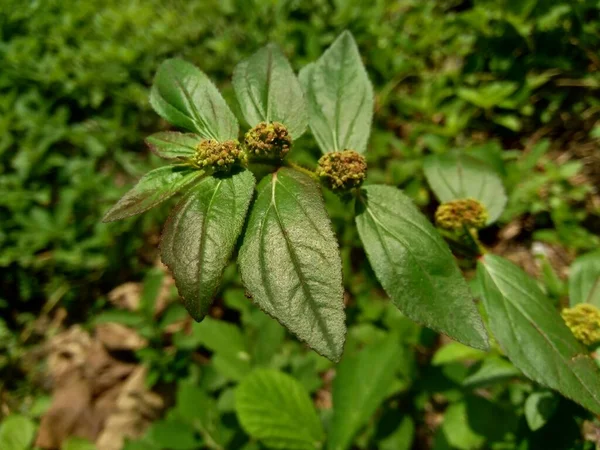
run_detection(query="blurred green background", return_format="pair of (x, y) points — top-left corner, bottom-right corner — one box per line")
(1, 0), (599, 449)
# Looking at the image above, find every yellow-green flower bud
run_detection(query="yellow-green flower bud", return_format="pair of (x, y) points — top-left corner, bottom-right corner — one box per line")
(244, 122), (292, 160)
(435, 198), (488, 231)
(193, 139), (245, 171)
(315, 150), (367, 192)
(562, 303), (600, 346)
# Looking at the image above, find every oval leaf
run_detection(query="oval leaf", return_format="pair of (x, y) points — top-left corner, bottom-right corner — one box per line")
(355, 185), (488, 349)
(150, 58), (238, 141)
(236, 369), (324, 450)
(477, 254), (600, 414)
(145, 132), (200, 160)
(103, 165), (203, 222)
(0, 415), (36, 450)
(299, 31), (373, 154)
(238, 167), (346, 362)
(233, 43), (308, 138)
(423, 152), (507, 224)
(161, 170), (255, 321)
(569, 250), (600, 307)
(328, 335), (401, 450)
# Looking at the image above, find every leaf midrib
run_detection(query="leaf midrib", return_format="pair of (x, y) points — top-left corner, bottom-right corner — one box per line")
(304, 64), (335, 153)
(240, 377), (319, 444)
(363, 199), (439, 299)
(240, 59), (266, 123)
(484, 261), (600, 408)
(261, 172), (338, 355)
(332, 37), (349, 152)
(585, 276), (600, 304)
(168, 66), (219, 141)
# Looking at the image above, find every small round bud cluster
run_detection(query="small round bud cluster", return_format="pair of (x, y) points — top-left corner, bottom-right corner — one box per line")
(435, 198), (488, 231)
(316, 150), (367, 192)
(244, 122), (292, 160)
(193, 139), (244, 171)
(562, 303), (600, 346)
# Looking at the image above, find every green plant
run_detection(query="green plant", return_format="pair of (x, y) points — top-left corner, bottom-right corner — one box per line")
(104, 30), (600, 424)
(116, 244), (600, 450)
(5, 3), (600, 449)
(104, 31), (488, 364)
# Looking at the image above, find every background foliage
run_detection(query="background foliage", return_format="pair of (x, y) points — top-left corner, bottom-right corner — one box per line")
(1, 0), (599, 449)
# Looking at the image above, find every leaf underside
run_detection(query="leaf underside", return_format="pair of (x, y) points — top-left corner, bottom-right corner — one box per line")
(103, 165), (204, 222)
(161, 170), (255, 321)
(355, 185), (488, 350)
(478, 254), (600, 414)
(233, 43), (308, 138)
(238, 167), (346, 362)
(145, 131), (200, 160)
(299, 31), (373, 154)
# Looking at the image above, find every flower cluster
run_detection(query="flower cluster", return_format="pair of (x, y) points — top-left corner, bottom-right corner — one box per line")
(244, 122), (292, 160)
(193, 139), (245, 171)
(435, 198), (488, 231)
(561, 303), (600, 346)
(316, 150), (367, 192)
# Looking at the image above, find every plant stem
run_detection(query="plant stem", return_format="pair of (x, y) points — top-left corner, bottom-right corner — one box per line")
(286, 161), (317, 179)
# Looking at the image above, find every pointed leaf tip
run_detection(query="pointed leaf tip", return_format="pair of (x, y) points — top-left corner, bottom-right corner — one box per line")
(161, 170), (255, 321)
(356, 185), (489, 350)
(478, 254), (600, 414)
(103, 165), (204, 223)
(238, 168), (346, 361)
(299, 30), (373, 154)
(233, 43), (307, 138)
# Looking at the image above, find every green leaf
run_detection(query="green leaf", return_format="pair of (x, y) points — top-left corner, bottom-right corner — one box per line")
(437, 396), (518, 450)
(328, 334), (401, 450)
(494, 114), (522, 132)
(438, 402), (484, 450)
(477, 254), (600, 413)
(569, 250), (600, 307)
(524, 391), (558, 431)
(239, 168), (345, 362)
(103, 165), (203, 222)
(161, 170), (255, 320)
(176, 383), (226, 447)
(233, 43), (307, 138)
(236, 369), (324, 450)
(0, 415), (36, 450)
(299, 31), (373, 154)
(191, 317), (252, 381)
(462, 356), (521, 388)
(62, 437), (97, 450)
(150, 58), (238, 140)
(355, 185), (488, 350)
(248, 310), (286, 366)
(123, 441), (159, 450)
(193, 317), (248, 356)
(175, 318), (250, 380)
(379, 417), (415, 450)
(423, 152), (507, 224)
(146, 419), (199, 450)
(145, 132), (200, 160)
(432, 341), (487, 366)
(457, 82), (518, 110)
